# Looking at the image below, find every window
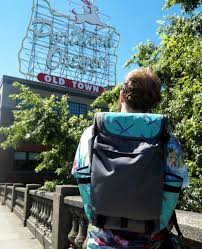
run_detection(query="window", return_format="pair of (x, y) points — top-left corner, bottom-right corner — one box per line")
(94, 106), (109, 112)
(16, 99), (22, 106)
(14, 152), (26, 170)
(15, 99), (34, 109)
(69, 102), (87, 117)
(14, 151), (40, 171)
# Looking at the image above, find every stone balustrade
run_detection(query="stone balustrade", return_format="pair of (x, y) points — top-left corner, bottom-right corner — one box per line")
(0, 184), (4, 202)
(5, 185), (12, 208)
(27, 190), (53, 249)
(13, 186), (25, 218)
(0, 183), (202, 249)
(0, 183), (13, 205)
(64, 196), (88, 249)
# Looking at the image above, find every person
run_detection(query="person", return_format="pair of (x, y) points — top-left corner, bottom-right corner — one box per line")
(72, 67), (189, 249)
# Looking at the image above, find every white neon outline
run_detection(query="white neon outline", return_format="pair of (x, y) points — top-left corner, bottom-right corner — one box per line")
(18, 0), (120, 84)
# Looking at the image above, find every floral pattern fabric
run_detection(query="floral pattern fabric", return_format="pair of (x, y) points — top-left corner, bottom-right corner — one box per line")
(72, 126), (189, 249)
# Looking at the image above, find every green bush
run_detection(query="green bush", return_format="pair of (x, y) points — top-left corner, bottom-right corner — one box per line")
(43, 180), (58, 192)
(178, 177), (202, 212)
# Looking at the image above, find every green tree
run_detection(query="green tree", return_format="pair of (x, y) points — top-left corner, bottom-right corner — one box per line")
(125, 6), (202, 177)
(94, 0), (202, 211)
(0, 82), (91, 188)
(164, 0), (202, 12)
(91, 85), (122, 112)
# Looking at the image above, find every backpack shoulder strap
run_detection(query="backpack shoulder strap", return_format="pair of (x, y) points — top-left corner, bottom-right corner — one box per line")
(94, 112), (105, 134)
(88, 112), (105, 172)
(172, 210), (183, 239)
(161, 115), (170, 143)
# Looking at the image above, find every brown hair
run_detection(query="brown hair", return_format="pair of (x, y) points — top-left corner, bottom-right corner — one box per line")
(121, 68), (161, 112)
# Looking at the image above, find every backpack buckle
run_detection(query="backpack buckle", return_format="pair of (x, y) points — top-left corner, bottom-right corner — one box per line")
(95, 214), (106, 229)
(120, 217), (128, 228)
(145, 220), (155, 234)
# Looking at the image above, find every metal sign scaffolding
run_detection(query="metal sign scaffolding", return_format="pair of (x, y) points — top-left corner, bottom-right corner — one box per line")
(18, 0), (120, 87)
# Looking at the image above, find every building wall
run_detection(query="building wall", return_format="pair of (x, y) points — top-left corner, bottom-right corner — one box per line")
(0, 75), (101, 183)
(0, 81), (15, 182)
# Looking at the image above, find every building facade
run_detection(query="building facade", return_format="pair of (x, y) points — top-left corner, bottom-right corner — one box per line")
(0, 75), (104, 183)
(0, 0), (119, 184)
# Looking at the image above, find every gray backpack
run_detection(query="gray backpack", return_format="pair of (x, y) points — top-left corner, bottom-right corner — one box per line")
(76, 112), (182, 234)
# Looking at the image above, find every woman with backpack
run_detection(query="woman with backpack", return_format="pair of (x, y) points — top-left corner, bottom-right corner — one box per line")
(72, 67), (189, 249)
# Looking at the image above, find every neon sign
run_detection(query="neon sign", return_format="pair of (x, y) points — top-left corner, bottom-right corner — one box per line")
(18, 0), (120, 88)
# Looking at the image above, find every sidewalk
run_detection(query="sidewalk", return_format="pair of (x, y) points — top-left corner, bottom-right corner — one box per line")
(0, 204), (43, 249)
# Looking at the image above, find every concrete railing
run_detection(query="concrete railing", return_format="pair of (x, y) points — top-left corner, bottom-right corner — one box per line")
(175, 210), (202, 249)
(27, 189), (54, 249)
(0, 183), (202, 249)
(13, 186), (25, 218)
(64, 195), (87, 249)
(5, 185), (13, 208)
(0, 184), (4, 202)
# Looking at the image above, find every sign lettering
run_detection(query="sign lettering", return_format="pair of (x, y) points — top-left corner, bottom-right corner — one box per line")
(37, 73), (105, 94)
(19, 0), (119, 90)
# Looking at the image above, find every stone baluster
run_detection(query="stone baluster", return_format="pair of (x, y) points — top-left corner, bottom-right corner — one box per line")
(47, 207), (52, 227)
(75, 214), (88, 249)
(2, 183), (13, 205)
(34, 199), (40, 220)
(29, 198), (36, 222)
(6, 187), (12, 205)
(31, 197), (38, 222)
(11, 184), (24, 212)
(30, 199), (34, 213)
(43, 201), (50, 227)
(36, 199), (42, 225)
(82, 237), (88, 249)
(23, 184), (41, 226)
(46, 207), (53, 237)
(0, 185), (4, 201)
(38, 199), (44, 222)
(67, 207), (88, 249)
(68, 212), (79, 249)
(40, 200), (50, 232)
(52, 185), (79, 249)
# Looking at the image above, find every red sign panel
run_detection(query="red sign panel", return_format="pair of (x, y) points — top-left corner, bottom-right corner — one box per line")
(37, 73), (105, 94)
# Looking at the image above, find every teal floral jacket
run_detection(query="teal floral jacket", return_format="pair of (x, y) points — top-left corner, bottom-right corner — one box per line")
(72, 126), (189, 249)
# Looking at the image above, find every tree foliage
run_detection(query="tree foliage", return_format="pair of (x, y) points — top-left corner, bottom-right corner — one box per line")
(125, 7), (202, 179)
(0, 82), (91, 185)
(164, 0), (202, 12)
(91, 85), (122, 112)
(95, 0), (202, 211)
(178, 177), (202, 212)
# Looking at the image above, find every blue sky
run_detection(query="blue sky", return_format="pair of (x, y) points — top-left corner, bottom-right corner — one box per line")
(0, 0), (180, 84)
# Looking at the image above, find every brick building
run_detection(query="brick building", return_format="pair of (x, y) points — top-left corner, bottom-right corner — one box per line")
(0, 75), (105, 183)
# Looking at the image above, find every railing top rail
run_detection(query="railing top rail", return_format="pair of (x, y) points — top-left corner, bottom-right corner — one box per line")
(63, 197), (202, 244)
(7, 186), (13, 190)
(15, 187), (26, 193)
(29, 189), (54, 200)
(176, 210), (202, 243)
(176, 210), (202, 227)
(0, 183), (13, 186)
(64, 196), (83, 209)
